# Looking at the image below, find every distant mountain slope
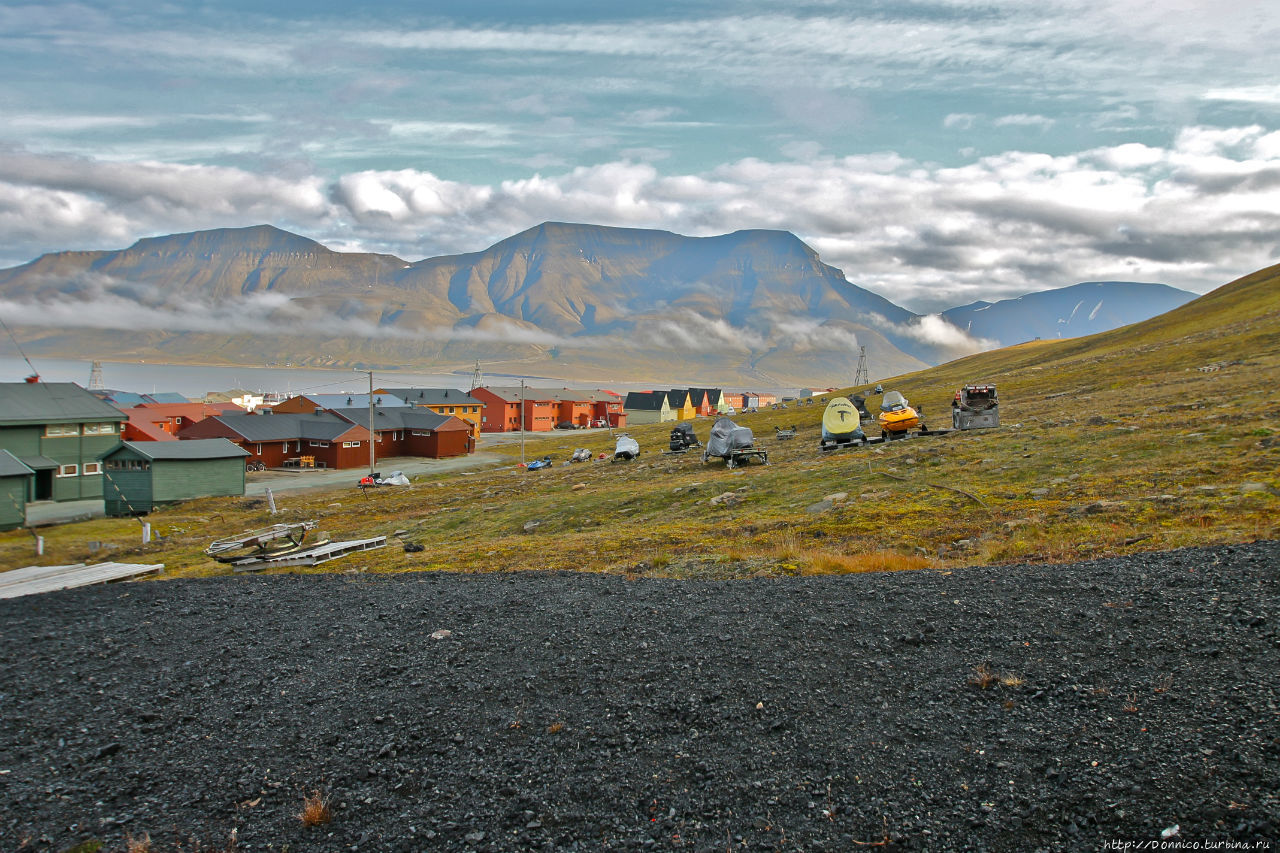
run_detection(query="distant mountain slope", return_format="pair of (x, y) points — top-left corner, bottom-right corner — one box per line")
(0, 222), (1199, 386)
(0, 223), (937, 385)
(941, 281), (1197, 347)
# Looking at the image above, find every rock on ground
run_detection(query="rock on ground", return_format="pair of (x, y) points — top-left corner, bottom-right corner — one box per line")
(1, 543), (1277, 851)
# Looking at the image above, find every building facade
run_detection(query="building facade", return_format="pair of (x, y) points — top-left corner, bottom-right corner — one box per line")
(0, 382), (127, 504)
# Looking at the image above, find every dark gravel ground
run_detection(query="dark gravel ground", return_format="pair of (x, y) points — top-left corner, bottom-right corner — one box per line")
(2, 542), (1277, 852)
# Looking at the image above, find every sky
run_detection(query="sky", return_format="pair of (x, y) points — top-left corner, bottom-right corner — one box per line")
(1, 0), (1278, 313)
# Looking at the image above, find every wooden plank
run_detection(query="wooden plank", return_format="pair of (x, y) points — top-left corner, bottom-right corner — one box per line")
(232, 537), (387, 572)
(0, 563), (89, 588)
(0, 562), (163, 599)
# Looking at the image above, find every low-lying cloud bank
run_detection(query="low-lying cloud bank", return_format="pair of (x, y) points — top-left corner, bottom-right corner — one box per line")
(2, 125), (1277, 311)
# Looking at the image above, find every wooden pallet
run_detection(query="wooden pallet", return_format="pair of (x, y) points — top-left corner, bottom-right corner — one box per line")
(231, 536), (388, 571)
(0, 561), (164, 599)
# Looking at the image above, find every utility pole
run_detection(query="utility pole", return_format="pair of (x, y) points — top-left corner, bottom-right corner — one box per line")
(356, 369), (375, 476)
(519, 379), (526, 465)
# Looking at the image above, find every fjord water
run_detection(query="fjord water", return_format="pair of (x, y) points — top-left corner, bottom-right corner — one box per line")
(0, 357), (479, 398)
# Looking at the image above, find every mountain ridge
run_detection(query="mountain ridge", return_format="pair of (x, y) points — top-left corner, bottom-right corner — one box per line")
(0, 222), (1194, 386)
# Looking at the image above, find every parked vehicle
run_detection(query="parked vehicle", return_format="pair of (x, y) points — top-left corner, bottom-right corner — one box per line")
(703, 417), (768, 468)
(668, 423), (701, 452)
(952, 384), (999, 430)
(819, 397), (866, 451)
(877, 390), (924, 439)
(613, 434), (640, 462)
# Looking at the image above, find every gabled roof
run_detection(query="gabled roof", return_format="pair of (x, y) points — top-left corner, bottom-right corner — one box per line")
(475, 386), (557, 403)
(122, 410), (178, 441)
(188, 412), (366, 443)
(377, 387), (482, 407)
(667, 389), (691, 407)
(624, 391), (669, 410)
(327, 407), (450, 432)
(93, 390), (191, 407)
(0, 382), (128, 426)
(104, 439), (249, 461)
(296, 393), (408, 409)
(0, 449), (35, 478)
(687, 387), (723, 403)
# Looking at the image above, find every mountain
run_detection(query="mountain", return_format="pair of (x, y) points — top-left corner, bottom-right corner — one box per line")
(0, 223), (1195, 387)
(941, 281), (1197, 348)
(0, 223), (939, 386)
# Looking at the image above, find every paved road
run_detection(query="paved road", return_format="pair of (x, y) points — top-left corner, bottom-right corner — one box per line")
(244, 451), (509, 496)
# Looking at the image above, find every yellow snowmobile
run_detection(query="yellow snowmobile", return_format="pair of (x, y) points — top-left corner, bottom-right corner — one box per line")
(877, 390), (924, 439)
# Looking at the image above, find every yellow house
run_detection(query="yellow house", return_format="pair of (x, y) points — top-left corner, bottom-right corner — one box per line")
(666, 390), (697, 420)
(377, 388), (484, 438)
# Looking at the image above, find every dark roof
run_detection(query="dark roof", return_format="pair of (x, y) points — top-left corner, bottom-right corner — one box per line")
(687, 387), (723, 404)
(624, 391), (668, 410)
(196, 412), (361, 442)
(18, 455), (59, 470)
(377, 387), (482, 407)
(298, 393), (408, 409)
(667, 389), (691, 407)
(0, 383), (127, 426)
(327, 407), (450, 432)
(0, 449), (34, 478)
(104, 439), (249, 461)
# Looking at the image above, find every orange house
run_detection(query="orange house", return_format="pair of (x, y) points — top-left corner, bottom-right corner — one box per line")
(472, 386), (559, 432)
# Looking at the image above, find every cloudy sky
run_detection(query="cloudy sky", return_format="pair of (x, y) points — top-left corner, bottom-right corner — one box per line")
(2, 0), (1278, 312)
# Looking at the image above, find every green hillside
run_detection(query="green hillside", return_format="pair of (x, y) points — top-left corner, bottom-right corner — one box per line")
(4, 264), (1277, 576)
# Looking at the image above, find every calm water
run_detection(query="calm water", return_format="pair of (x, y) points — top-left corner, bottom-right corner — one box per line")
(0, 357), (490, 398)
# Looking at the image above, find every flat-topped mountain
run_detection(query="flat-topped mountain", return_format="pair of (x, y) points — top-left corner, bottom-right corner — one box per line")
(0, 223), (1192, 386)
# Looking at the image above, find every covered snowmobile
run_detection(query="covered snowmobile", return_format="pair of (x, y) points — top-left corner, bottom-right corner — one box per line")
(877, 390), (924, 439)
(668, 423), (701, 452)
(850, 394), (872, 420)
(820, 396), (867, 451)
(613, 434), (640, 462)
(569, 447), (592, 463)
(702, 417), (768, 468)
(952, 384), (999, 430)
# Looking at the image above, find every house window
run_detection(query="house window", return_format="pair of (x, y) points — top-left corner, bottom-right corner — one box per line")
(57, 464), (78, 477)
(343, 441), (359, 448)
(45, 424), (78, 437)
(82, 462), (102, 475)
(310, 441), (330, 447)
(83, 422), (116, 435)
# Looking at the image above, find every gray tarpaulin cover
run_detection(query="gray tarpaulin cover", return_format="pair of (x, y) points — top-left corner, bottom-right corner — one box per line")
(705, 417), (754, 458)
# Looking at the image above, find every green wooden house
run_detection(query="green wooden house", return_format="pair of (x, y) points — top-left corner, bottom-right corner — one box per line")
(0, 449), (34, 530)
(0, 382), (127, 505)
(99, 439), (250, 516)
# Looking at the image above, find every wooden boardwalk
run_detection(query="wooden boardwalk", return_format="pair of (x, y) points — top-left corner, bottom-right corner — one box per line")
(0, 562), (164, 599)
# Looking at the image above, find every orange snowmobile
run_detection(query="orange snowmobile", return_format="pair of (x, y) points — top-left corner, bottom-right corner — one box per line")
(877, 390), (924, 439)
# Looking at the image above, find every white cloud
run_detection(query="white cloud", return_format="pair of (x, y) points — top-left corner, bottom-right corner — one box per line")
(993, 114), (1056, 130)
(3, 125), (1279, 312)
(1202, 85), (1280, 104)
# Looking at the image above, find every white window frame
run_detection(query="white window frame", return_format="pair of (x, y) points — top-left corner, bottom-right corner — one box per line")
(310, 440), (330, 448)
(57, 464), (78, 477)
(45, 423), (78, 437)
(82, 462), (102, 475)
(343, 441), (359, 448)
(83, 422), (116, 435)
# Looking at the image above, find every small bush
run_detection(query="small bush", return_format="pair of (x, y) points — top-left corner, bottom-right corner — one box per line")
(299, 790), (332, 827)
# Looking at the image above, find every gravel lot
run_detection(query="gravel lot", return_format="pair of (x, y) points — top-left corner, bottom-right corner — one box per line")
(2, 542), (1276, 852)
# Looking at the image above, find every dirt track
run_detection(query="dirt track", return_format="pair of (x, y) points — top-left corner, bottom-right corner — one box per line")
(1, 542), (1276, 851)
